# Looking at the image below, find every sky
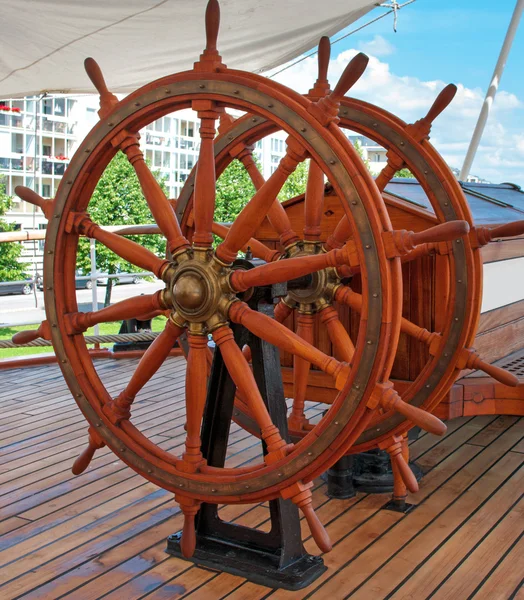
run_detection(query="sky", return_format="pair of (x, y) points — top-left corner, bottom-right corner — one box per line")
(267, 0), (524, 186)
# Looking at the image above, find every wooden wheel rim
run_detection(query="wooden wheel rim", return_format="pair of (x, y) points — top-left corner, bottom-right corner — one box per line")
(176, 95), (481, 452)
(45, 71), (399, 501)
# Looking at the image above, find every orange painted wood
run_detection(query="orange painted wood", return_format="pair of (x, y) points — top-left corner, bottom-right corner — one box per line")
(212, 325), (286, 457)
(229, 245), (351, 292)
(180, 334), (208, 468)
(319, 305), (355, 363)
(211, 221), (280, 262)
(325, 215), (351, 250)
(307, 36), (331, 99)
(71, 426), (105, 475)
(379, 384), (447, 436)
(407, 83), (457, 141)
(215, 138), (307, 263)
(68, 214), (169, 278)
(384, 221), (469, 257)
(281, 481), (332, 553)
(84, 57), (119, 117)
(304, 160), (325, 240)
(114, 133), (189, 254)
(308, 52), (368, 125)
(67, 292), (164, 333)
(14, 186), (53, 219)
(288, 313), (314, 431)
(12, 320), (51, 345)
(383, 435), (418, 493)
(104, 319), (184, 423)
(228, 301), (349, 389)
(274, 300), (294, 323)
(192, 101), (218, 247)
(458, 349), (519, 387)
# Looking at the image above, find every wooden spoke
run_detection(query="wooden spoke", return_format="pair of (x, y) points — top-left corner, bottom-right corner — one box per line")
(304, 160), (325, 241)
(319, 305), (355, 363)
(288, 313), (314, 431)
(324, 215), (352, 251)
(66, 212), (169, 279)
(12, 320), (51, 345)
(229, 245), (350, 293)
(212, 325), (288, 460)
(212, 221), (280, 262)
(383, 220), (469, 257)
(309, 52), (369, 125)
(274, 299), (295, 323)
(381, 435), (418, 494)
(375, 84), (457, 192)
(112, 131), (189, 254)
(175, 496), (200, 558)
(84, 57), (119, 117)
(192, 101), (219, 247)
(103, 318), (185, 423)
(215, 137), (307, 263)
(458, 349), (519, 387)
(219, 113), (300, 248)
(228, 301), (350, 390)
(179, 334), (208, 470)
(194, 0), (223, 72)
(72, 426), (105, 475)
(473, 220), (524, 247)
(308, 36), (331, 99)
(14, 186), (53, 219)
(282, 481), (332, 553)
(66, 291), (165, 334)
(374, 382), (447, 436)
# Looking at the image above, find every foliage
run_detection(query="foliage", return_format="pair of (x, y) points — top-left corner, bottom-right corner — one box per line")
(352, 140), (370, 170)
(394, 168), (415, 179)
(76, 151), (167, 278)
(279, 160), (309, 201)
(0, 176), (29, 281)
(214, 158), (257, 223)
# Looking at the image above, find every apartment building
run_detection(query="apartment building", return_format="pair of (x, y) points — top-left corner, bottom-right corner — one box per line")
(0, 97), (288, 276)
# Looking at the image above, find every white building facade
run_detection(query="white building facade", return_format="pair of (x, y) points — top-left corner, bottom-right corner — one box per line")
(0, 96), (288, 276)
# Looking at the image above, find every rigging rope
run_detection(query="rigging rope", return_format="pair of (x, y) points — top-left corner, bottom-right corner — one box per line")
(268, 0), (416, 79)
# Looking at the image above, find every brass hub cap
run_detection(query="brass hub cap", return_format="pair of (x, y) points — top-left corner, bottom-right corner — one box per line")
(165, 247), (237, 332)
(284, 241), (341, 313)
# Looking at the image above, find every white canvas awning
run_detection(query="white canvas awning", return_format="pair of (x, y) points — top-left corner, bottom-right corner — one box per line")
(0, 0), (378, 98)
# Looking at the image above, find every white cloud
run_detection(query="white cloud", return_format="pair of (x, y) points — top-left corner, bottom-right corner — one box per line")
(267, 49), (524, 185)
(358, 35), (395, 57)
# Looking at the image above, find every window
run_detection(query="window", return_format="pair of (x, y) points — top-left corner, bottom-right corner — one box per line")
(180, 154), (187, 170)
(154, 150), (162, 167)
(54, 98), (65, 115)
(155, 120), (162, 132)
(38, 223), (47, 251)
(43, 99), (53, 115)
(163, 117), (171, 133)
(42, 145), (51, 156)
(187, 155), (195, 169)
(12, 133), (23, 154)
(163, 152), (170, 169)
(0, 114), (6, 126)
(42, 184), (51, 197)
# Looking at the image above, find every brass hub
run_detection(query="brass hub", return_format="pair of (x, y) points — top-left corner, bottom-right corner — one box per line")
(284, 241), (340, 312)
(165, 248), (237, 331)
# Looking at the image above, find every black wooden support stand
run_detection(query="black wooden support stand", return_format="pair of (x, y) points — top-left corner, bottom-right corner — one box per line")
(167, 280), (326, 590)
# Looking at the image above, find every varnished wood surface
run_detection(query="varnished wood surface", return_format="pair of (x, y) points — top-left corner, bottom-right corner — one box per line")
(0, 358), (522, 600)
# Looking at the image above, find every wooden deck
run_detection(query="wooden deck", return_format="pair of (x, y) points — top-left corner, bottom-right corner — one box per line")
(0, 356), (522, 600)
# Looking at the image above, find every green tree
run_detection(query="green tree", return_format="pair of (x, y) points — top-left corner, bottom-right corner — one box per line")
(76, 151), (166, 305)
(352, 139), (371, 171)
(214, 158), (257, 223)
(0, 176), (28, 281)
(394, 167), (415, 179)
(279, 160), (309, 201)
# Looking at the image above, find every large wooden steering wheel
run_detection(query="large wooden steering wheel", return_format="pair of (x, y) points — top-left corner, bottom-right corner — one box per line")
(14, 1), (409, 557)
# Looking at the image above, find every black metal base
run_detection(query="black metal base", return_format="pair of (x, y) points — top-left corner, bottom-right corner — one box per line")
(112, 318), (154, 352)
(382, 498), (415, 514)
(167, 531), (326, 591)
(326, 444), (424, 497)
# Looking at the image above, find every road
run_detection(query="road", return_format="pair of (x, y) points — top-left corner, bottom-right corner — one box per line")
(0, 280), (165, 327)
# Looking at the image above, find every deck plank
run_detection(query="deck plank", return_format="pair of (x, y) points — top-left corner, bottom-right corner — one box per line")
(0, 358), (521, 600)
